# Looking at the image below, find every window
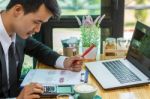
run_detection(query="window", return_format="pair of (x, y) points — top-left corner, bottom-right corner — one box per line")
(57, 0), (100, 15)
(37, 0), (124, 54)
(53, 28), (80, 52)
(124, 0), (150, 40)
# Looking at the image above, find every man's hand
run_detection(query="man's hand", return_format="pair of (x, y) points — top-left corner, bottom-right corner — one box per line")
(17, 83), (44, 99)
(64, 55), (83, 72)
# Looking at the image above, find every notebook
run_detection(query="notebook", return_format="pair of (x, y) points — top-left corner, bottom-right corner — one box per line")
(85, 21), (150, 89)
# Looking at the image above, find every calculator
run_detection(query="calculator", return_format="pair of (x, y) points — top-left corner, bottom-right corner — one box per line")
(42, 85), (74, 96)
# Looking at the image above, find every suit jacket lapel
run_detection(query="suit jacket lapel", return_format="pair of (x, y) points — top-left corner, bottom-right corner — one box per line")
(16, 44), (22, 78)
(15, 37), (24, 79)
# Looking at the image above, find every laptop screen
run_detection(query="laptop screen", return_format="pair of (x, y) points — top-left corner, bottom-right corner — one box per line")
(127, 21), (150, 74)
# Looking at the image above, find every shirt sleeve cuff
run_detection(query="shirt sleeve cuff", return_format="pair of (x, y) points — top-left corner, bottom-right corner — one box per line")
(55, 56), (67, 69)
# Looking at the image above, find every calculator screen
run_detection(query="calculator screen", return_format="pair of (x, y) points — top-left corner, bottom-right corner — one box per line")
(57, 86), (72, 93)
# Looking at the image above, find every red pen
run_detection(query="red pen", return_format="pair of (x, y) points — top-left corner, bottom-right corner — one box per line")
(73, 44), (95, 64)
(81, 44), (95, 57)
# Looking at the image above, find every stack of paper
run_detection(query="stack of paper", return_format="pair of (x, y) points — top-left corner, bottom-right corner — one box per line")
(21, 69), (87, 86)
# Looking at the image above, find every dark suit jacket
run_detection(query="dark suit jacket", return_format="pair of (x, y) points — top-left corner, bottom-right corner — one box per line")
(0, 35), (60, 97)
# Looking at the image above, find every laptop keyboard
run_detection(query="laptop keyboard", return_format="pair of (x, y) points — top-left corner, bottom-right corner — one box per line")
(102, 60), (141, 84)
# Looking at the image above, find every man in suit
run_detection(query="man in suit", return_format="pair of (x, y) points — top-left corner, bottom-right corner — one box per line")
(0, 0), (83, 98)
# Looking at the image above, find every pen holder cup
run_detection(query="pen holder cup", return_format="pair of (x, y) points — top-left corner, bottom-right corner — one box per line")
(63, 47), (79, 57)
(61, 37), (80, 57)
(73, 83), (99, 99)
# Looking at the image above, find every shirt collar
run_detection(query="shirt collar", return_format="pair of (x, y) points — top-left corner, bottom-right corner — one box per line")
(0, 13), (16, 54)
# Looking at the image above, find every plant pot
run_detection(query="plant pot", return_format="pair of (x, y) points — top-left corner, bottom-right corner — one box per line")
(82, 47), (98, 62)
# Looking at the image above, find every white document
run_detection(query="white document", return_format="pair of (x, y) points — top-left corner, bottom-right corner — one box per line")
(21, 69), (86, 86)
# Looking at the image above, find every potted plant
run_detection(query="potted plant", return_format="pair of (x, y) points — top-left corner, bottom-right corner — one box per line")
(75, 15), (105, 60)
(75, 15), (105, 47)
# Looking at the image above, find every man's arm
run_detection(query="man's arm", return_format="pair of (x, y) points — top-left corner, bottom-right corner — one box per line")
(24, 37), (83, 71)
(24, 37), (60, 66)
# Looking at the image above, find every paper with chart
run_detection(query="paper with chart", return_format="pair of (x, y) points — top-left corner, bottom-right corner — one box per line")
(21, 69), (86, 86)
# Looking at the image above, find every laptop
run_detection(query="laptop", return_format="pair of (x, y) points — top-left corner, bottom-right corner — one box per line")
(85, 21), (150, 89)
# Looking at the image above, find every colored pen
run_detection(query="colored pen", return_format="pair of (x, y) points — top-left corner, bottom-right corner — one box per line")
(81, 44), (95, 57)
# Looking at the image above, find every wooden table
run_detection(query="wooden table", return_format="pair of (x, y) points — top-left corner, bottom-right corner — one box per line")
(37, 62), (150, 99)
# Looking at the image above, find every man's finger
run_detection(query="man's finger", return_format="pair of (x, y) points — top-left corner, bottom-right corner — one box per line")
(34, 83), (44, 89)
(32, 87), (44, 94)
(76, 61), (83, 65)
(72, 68), (82, 72)
(71, 56), (83, 61)
(30, 83), (43, 90)
(70, 67), (82, 72)
(72, 64), (82, 68)
(29, 94), (41, 99)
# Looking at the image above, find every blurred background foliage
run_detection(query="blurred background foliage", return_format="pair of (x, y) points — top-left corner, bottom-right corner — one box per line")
(135, 0), (148, 22)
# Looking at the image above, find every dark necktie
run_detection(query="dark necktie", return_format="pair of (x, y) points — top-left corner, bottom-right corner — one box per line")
(0, 43), (9, 97)
(8, 42), (18, 97)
